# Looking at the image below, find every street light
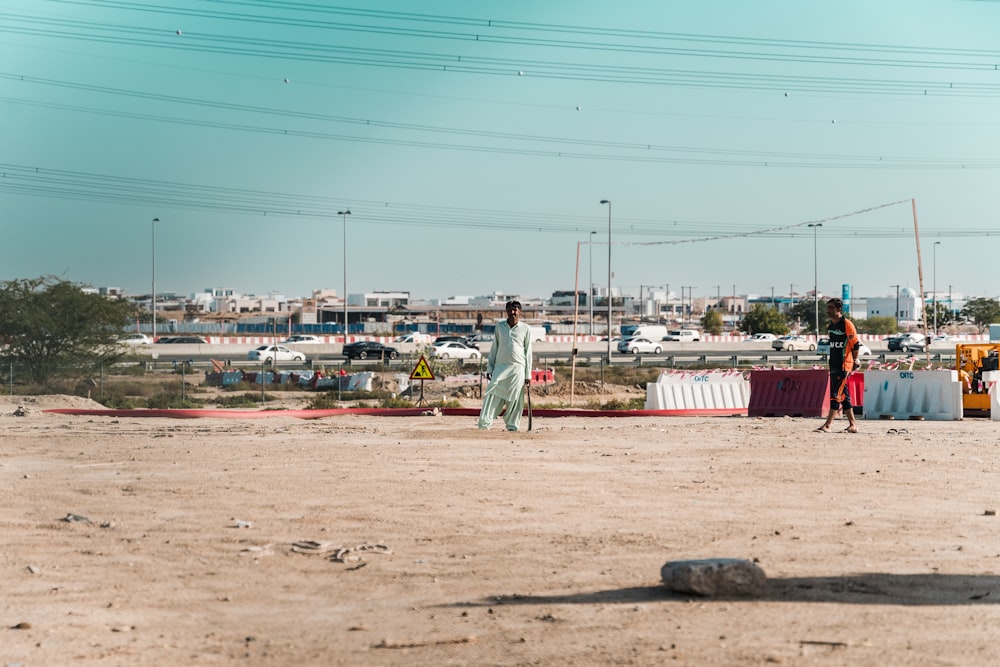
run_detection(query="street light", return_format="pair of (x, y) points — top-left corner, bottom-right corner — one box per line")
(589, 230), (596, 334)
(808, 223), (822, 336)
(151, 217), (159, 341)
(338, 209), (351, 344)
(600, 200), (612, 364)
(933, 241), (941, 334)
(890, 284), (900, 325)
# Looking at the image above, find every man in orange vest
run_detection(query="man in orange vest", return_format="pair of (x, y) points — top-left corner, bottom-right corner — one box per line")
(815, 298), (861, 433)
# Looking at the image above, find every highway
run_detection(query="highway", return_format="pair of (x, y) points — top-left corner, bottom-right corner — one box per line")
(130, 340), (958, 372)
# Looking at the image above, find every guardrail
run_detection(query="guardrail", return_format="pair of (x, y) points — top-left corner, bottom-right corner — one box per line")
(128, 350), (958, 374)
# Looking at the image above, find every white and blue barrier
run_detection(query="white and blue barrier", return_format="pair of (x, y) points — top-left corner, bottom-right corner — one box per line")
(862, 370), (963, 421)
(645, 370), (749, 413)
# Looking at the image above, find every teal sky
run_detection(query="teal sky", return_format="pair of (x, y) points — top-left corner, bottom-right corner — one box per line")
(2, 0), (999, 303)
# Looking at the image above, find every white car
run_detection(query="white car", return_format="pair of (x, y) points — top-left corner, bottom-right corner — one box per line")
(393, 332), (432, 344)
(282, 334), (323, 344)
(617, 336), (662, 354)
(119, 333), (152, 346)
(430, 341), (481, 360)
(247, 345), (306, 363)
(772, 335), (816, 351)
(817, 337), (873, 358)
(744, 333), (777, 342)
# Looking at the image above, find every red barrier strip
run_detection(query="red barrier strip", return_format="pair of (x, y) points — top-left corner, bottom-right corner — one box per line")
(42, 407), (746, 420)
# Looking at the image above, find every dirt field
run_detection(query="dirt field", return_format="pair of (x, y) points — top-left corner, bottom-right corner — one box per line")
(3, 394), (1000, 666)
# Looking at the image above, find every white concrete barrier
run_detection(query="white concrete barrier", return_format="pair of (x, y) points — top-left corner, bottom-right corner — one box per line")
(862, 370), (963, 421)
(645, 370), (750, 412)
(982, 370), (1000, 422)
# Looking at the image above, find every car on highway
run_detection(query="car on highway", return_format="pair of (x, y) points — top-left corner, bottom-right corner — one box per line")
(930, 334), (959, 348)
(771, 335), (816, 351)
(247, 344), (306, 363)
(282, 334), (323, 344)
(430, 341), (482, 360)
(434, 335), (478, 349)
(342, 341), (399, 361)
(156, 335), (208, 344)
(663, 329), (700, 342)
(466, 332), (495, 344)
(617, 336), (662, 354)
(817, 337), (873, 358)
(743, 333), (777, 343)
(119, 333), (152, 345)
(393, 332), (432, 344)
(886, 332), (926, 352)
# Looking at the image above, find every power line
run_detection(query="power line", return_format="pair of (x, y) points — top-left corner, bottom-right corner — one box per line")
(4, 4), (1000, 97)
(2, 162), (997, 240)
(4, 75), (999, 170)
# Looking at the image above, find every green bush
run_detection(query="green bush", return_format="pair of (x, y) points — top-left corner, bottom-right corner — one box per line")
(99, 393), (145, 409)
(215, 393), (265, 408)
(146, 391), (203, 409)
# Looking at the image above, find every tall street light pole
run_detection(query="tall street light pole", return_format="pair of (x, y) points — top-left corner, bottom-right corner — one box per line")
(600, 200), (612, 363)
(808, 223), (822, 336)
(933, 241), (941, 334)
(338, 209), (351, 344)
(890, 284), (900, 326)
(151, 217), (159, 341)
(589, 231), (596, 334)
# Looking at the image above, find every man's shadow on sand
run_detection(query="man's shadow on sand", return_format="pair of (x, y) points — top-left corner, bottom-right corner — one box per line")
(446, 573), (1000, 607)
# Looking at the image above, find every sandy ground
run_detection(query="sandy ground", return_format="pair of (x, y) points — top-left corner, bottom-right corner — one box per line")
(3, 394), (1000, 666)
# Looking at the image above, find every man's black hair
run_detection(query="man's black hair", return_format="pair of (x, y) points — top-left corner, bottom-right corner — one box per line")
(827, 297), (844, 311)
(506, 300), (522, 311)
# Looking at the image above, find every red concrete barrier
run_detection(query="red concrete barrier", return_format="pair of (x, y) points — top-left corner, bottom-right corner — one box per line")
(847, 372), (865, 412)
(530, 369), (555, 385)
(748, 369), (829, 417)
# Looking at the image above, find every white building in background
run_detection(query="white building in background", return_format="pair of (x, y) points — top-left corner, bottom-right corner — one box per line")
(354, 290), (410, 308)
(866, 287), (922, 324)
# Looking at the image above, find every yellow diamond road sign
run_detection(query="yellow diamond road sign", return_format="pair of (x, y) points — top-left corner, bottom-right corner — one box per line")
(410, 355), (435, 380)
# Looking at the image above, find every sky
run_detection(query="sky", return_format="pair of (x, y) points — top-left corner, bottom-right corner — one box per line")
(2, 0), (1000, 305)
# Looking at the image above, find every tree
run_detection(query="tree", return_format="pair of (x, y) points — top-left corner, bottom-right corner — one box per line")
(960, 297), (1000, 333)
(0, 276), (140, 386)
(854, 315), (897, 335)
(700, 309), (724, 335)
(786, 299), (822, 334)
(926, 301), (955, 331)
(740, 304), (790, 335)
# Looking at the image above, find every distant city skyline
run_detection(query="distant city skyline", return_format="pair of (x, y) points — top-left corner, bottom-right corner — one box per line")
(3, 1), (998, 301)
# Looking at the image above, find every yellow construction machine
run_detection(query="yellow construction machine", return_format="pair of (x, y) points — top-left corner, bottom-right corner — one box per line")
(956, 343), (1000, 414)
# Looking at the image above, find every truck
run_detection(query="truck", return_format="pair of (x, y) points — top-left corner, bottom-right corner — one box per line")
(619, 324), (668, 341)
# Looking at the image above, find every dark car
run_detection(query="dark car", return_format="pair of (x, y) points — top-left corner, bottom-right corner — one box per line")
(433, 335), (478, 350)
(886, 333), (925, 352)
(342, 341), (399, 361)
(156, 335), (208, 344)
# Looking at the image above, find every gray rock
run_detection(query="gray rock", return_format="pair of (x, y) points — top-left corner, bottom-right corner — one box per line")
(661, 558), (766, 597)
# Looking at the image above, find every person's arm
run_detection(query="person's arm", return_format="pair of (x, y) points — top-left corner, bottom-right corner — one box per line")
(486, 323), (500, 378)
(847, 320), (861, 368)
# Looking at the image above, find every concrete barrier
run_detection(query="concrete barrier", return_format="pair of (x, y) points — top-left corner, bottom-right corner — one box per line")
(645, 370), (749, 413)
(862, 370), (963, 421)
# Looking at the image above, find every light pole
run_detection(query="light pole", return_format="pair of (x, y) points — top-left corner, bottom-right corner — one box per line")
(808, 223), (822, 336)
(890, 284), (900, 326)
(338, 209), (351, 344)
(600, 200), (612, 363)
(151, 217), (159, 340)
(589, 230), (596, 334)
(933, 241), (941, 334)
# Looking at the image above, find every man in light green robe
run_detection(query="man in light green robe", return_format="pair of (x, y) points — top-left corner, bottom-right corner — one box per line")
(478, 300), (533, 431)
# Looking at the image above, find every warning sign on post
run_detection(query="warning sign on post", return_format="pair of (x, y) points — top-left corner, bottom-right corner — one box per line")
(410, 355), (435, 380)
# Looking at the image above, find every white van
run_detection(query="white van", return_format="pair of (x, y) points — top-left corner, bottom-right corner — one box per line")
(620, 324), (668, 341)
(664, 329), (700, 342)
(527, 325), (547, 342)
